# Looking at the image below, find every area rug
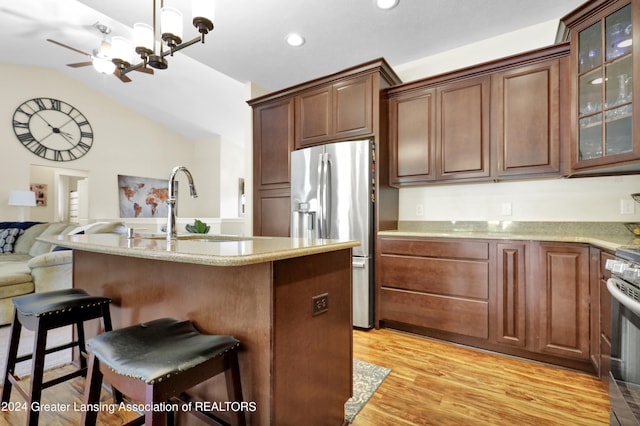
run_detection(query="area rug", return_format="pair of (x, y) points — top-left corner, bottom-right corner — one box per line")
(0, 324), (72, 379)
(345, 359), (391, 423)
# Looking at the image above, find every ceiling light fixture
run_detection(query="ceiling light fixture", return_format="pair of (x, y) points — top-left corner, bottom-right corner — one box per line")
(111, 0), (215, 78)
(286, 33), (305, 47)
(376, 0), (399, 10)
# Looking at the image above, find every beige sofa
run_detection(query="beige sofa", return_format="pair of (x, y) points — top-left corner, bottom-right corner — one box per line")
(0, 221), (126, 326)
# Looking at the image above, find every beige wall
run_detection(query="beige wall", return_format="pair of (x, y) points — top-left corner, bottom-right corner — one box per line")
(393, 20), (640, 223)
(0, 62), (244, 223)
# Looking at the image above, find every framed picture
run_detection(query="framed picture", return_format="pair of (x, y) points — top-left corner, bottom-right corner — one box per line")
(30, 183), (47, 207)
(117, 175), (171, 218)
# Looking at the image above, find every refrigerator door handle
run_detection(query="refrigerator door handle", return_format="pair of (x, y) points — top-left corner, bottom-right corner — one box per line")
(324, 153), (332, 238)
(352, 258), (366, 268)
(318, 152), (330, 239)
(316, 152), (323, 238)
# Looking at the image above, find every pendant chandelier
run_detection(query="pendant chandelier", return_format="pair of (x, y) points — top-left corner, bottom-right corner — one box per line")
(110, 0), (215, 78)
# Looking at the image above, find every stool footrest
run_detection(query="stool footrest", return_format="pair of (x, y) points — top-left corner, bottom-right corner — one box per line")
(15, 340), (83, 364)
(42, 368), (86, 389)
(6, 374), (29, 402)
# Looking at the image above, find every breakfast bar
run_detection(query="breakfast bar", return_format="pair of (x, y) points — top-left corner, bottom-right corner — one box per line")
(41, 232), (358, 426)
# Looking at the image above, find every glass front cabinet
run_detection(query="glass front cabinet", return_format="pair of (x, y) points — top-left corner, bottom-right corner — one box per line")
(565, 0), (640, 171)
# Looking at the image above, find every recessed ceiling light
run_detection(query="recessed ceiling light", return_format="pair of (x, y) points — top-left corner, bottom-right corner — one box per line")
(376, 0), (399, 10)
(286, 33), (305, 47)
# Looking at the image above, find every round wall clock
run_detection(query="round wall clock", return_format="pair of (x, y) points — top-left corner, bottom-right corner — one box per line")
(12, 97), (93, 161)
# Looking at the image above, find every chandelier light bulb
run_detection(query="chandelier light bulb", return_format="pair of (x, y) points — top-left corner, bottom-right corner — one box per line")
(111, 36), (133, 65)
(192, 0), (215, 23)
(192, 0), (215, 36)
(161, 6), (184, 47)
(133, 23), (155, 55)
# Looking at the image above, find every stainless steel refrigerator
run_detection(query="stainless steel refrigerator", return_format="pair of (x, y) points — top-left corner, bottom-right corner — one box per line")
(291, 139), (374, 328)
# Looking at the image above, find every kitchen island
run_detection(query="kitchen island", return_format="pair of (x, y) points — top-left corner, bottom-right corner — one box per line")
(41, 232), (358, 426)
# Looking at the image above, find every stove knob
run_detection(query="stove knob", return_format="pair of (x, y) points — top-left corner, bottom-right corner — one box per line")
(605, 259), (617, 270)
(612, 261), (629, 274)
(623, 267), (639, 280)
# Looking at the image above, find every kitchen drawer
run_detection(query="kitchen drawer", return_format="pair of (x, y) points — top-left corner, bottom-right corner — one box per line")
(380, 238), (489, 259)
(380, 254), (488, 299)
(379, 287), (489, 339)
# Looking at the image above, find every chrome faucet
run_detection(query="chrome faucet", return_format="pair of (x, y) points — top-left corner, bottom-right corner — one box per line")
(167, 166), (198, 242)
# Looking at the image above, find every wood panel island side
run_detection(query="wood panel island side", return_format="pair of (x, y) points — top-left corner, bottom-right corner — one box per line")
(41, 233), (357, 426)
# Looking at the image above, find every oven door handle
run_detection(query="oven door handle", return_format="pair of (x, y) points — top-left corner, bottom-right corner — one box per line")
(607, 277), (640, 316)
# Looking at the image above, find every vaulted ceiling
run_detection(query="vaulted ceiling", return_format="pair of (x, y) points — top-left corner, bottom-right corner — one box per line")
(1, 0), (586, 144)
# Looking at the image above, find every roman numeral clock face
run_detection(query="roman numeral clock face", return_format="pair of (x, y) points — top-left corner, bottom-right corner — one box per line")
(12, 97), (93, 161)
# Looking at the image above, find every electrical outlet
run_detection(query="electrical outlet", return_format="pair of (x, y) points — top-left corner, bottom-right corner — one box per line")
(312, 293), (328, 316)
(415, 204), (424, 217)
(621, 199), (635, 215)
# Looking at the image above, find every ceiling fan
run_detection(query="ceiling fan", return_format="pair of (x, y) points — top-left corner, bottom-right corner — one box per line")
(47, 23), (153, 83)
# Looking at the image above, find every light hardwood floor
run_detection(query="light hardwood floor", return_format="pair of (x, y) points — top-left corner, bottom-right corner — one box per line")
(0, 327), (610, 425)
(351, 328), (610, 426)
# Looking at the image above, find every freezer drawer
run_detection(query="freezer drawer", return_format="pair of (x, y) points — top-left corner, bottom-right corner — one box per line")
(353, 257), (373, 328)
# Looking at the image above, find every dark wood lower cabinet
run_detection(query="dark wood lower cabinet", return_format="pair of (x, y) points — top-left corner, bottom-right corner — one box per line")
(496, 242), (527, 347)
(535, 242), (590, 361)
(378, 238), (491, 340)
(378, 236), (596, 372)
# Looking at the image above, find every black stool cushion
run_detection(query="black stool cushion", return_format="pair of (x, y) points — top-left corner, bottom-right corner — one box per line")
(87, 318), (240, 384)
(13, 288), (112, 317)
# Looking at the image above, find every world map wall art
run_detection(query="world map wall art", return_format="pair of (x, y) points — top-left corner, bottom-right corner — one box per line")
(117, 174), (171, 218)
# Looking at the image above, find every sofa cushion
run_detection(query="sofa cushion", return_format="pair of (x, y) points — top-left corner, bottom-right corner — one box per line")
(13, 223), (50, 255)
(0, 281), (34, 299)
(0, 257), (32, 288)
(0, 222), (42, 231)
(28, 223), (72, 257)
(0, 228), (24, 253)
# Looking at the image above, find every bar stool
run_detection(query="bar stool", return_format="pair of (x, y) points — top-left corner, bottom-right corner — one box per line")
(81, 317), (246, 426)
(1, 288), (113, 426)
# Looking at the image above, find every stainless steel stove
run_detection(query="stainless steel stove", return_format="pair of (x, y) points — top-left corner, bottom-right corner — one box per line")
(605, 248), (640, 425)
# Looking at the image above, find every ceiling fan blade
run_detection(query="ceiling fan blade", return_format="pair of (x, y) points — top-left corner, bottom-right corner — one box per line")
(67, 61), (93, 68)
(114, 69), (132, 83)
(47, 38), (89, 56)
(135, 67), (154, 75)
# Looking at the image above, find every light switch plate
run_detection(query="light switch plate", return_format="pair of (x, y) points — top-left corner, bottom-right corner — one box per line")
(621, 199), (635, 215)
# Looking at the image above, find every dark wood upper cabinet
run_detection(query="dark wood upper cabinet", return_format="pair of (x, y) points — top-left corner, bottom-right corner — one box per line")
(387, 43), (570, 186)
(561, 0), (640, 173)
(492, 57), (566, 177)
(253, 97), (294, 189)
(388, 89), (436, 185)
(333, 75), (373, 139)
(295, 86), (332, 147)
(436, 75), (491, 181)
(295, 74), (374, 148)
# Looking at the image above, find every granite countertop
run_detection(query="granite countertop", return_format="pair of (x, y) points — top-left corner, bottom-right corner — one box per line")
(39, 233), (359, 267)
(379, 221), (640, 252)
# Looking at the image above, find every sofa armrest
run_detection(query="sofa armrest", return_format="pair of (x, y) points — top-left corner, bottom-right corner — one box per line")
(27, 250), (73, 269)
(27, 250), (73, 293)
